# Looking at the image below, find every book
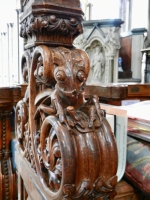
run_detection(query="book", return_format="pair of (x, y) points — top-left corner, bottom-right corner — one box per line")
(101, 103), (127, 182)
(121, 101), (150, 142)
(122, 100), (150, 121)
(128, 118), (150, 134)
(127, 131), (150, 142)
(106, 113), (115, 133)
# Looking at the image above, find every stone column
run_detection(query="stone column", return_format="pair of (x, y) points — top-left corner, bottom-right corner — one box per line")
(0, 34), (2, 83)
(108, 57), (114, 83)
(147, 0), (150, 46)
(16, 9), (23, 83)
(1, 32), (8, 84)
(141, 52), (146, 83)
(7, 23), (14, 84)
(105, 53), (119, 83)
(87, 3), (93, 20)
(131, 28), (147, 80)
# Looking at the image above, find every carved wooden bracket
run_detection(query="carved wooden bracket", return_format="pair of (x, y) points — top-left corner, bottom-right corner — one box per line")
(16, 1), (118, 199)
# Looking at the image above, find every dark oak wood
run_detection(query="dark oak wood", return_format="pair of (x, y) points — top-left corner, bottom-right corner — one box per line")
(0, 85), (21, 200)
(85, 83), (150, 106)
(114, 180), (149, 200)
(85, 84), (128, 101)
(119, 35), (132, 79)
(16, 0), (119, 199)
(20, 0), (83, 49)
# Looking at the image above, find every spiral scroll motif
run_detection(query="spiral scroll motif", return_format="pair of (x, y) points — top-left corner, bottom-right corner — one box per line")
(21, 51), (31, 83)
(27, 45), (118, 199)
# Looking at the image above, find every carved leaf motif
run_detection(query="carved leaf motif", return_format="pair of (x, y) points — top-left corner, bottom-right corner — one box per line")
(63, 184), (76, 198)
(36, 124), (62, 191)
(63, 177), (117, 200)
(21, 51), (31, 83)
(15, 87), (36, 170)
(34, 55), (44, 81)
(16, 101), (28, 144)
(20, 15), (83, 39)
(93, 176), (118, 198)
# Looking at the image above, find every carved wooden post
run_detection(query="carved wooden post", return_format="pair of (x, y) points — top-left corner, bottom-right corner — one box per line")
(16, 0), (118, 199)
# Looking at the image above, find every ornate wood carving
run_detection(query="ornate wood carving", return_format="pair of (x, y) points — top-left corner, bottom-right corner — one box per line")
(20, 0), (83, 48)
(0, 86), (21, 200)
(16, 0), (119, 199)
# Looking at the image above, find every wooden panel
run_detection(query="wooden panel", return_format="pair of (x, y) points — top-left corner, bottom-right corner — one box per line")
(84, 83), (150, 106)
(84, 84), (128, 100)
(0, 86), (21, 199)
(115, 180), (149, 200)
(127, 84), (150, 97)
(119, 35), (132, 78)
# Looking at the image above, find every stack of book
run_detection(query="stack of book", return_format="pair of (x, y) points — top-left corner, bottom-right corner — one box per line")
(101, 103), (127, 182)
(125, 101), (150, 142)
(101, 100), (150, 181)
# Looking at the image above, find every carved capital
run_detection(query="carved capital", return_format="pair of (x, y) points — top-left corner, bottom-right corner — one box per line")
(19, 0), (83, 47)
(20, 15), (83, 39)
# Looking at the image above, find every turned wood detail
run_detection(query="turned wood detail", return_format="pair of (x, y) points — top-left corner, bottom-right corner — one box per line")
(0, 86), (21, 200)
(16, 0), (119, 199)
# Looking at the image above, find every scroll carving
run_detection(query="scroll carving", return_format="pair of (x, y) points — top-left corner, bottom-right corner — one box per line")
(16, 0), (119, 199)
(21, 51), (31, 83)
(16, 46), (118, 199)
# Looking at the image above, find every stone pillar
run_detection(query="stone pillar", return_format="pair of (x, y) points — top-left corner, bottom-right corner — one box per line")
(87, 3), (93, 20)
(0, 34), (2, 83)
(141, 52), (146, 83)
(7, 23), (14, 84)
(1, 32), (8, 84)
(131, 28), (147, 80)
(108, 57), (114, 83)
(147, 0), (150, 46)
(16, 9), (23, 83)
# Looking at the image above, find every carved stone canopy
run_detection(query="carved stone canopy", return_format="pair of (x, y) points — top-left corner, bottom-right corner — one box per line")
(74, 19), (124, 84)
